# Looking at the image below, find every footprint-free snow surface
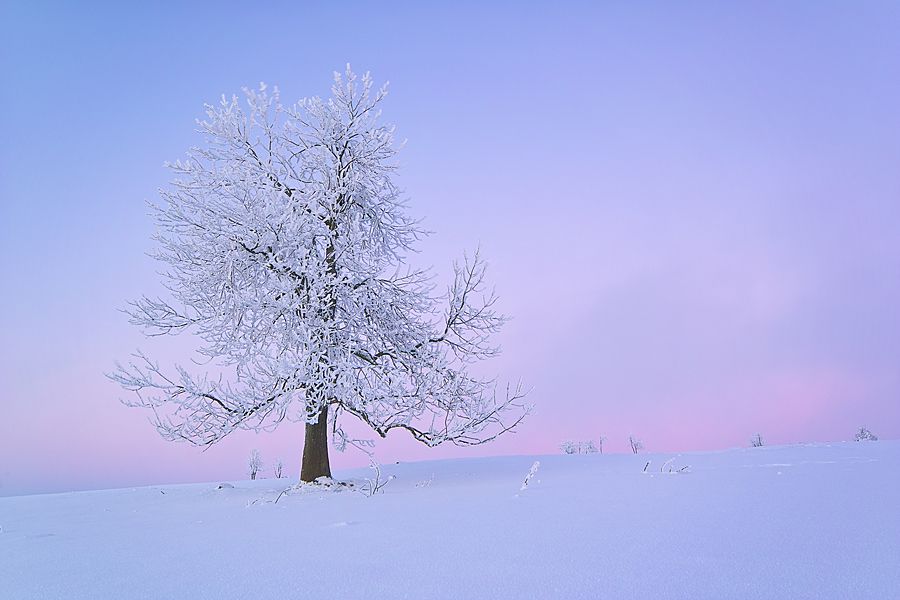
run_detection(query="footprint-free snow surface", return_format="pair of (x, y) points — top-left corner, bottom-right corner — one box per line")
(1, 441), (897, 599)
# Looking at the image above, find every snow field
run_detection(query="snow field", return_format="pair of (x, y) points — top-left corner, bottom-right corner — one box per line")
(1, 441), (897, 599)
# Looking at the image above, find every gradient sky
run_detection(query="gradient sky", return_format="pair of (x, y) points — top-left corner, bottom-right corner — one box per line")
(2, 1), (898, 497)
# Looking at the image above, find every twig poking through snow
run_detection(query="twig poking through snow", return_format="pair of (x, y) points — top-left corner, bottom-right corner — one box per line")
(360, 461), (395, 497)
(644, 458), (690, 474)
(416, 474), (434, 488)
(521, 461), (540, 491)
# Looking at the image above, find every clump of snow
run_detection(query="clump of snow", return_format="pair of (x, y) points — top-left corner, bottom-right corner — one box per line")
(1, 441), (898, 599)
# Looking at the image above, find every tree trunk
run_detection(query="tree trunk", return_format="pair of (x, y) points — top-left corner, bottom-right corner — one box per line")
(300, 404), (332, 482)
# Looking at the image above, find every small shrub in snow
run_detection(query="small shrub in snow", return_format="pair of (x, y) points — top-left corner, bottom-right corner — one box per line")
(628, 435), (644, 454)
(854, 426), (878, 441)
(643, 458), (690, 474)
(246, 448), (264, 480)
(559, 440), (598, 454)
(285, 477), (352, 497)
(749, 433), (764, 448)
(360, 461), (395, 497)
(521, 461), (540, 491)
(658, 457), (690, 473)
(597, 434), (607, 454)
(273, 458), (284, 479)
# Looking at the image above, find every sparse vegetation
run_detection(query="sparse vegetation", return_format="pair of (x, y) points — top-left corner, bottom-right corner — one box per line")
(360, 461), (395, 497)
(559, 440), (598, 454)
(247, 448), (264, 480)
(854, 426), (878, 441)
(628, 435), (644, 454)
(643, 458), (690, 474)
(749, 433), (764, 448)
(521, 461), (540, 491)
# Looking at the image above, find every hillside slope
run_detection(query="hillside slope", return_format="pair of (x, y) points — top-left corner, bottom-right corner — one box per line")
(1, 441), (897, 599)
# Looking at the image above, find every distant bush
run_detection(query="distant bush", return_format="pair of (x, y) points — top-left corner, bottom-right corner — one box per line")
(628, 435), (644, 454)
(559, 440), (599, 454)
(749, 433), (764, 448)
(273, 458), (284, 479)
(854, 426), (878, 442)
(247, 448), (264, 480)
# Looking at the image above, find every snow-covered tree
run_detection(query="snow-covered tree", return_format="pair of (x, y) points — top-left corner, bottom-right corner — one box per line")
(749, 433), (764, 448)
(628, 435), (644, 454)
(109, 67), (528, 482)
(273, 458), (284, 479)
(854, 426), (878, 441)
(558, 440), (599, 454)
(597, 434), (607, 454)
(247, 448), (263, 480)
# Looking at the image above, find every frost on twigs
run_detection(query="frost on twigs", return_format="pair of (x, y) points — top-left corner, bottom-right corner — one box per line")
(520, 461), (540, 491)
(559, 440), (598, 454)
(643, 458), (689, 474)
(246, 448), (263, 480)
(274, 463), (394, 499)
(659, 456), (689, 474)
(854, 426), (878, 442)
(107, 66), (530, 479)
(628, 435), (644, 454)
(276, 477), (354, 502)
(749, 433), (764, 448)
(359, 461), (395, 497)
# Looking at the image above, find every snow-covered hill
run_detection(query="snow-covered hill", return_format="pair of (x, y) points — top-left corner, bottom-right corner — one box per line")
(1, 441), (897, 599)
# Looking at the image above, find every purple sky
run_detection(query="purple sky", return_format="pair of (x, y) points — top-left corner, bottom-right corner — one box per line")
(2, 2), (898, 497)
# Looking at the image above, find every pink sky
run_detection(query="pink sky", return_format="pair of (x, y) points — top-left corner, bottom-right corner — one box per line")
(1, 2), (898, 496)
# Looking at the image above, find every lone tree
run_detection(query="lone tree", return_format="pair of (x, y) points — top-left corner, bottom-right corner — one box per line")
(628, 435), (644, 454)
(854, 426), (877, 441)
(246, 448), (263, 480)
(110, 67), (528, 482)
